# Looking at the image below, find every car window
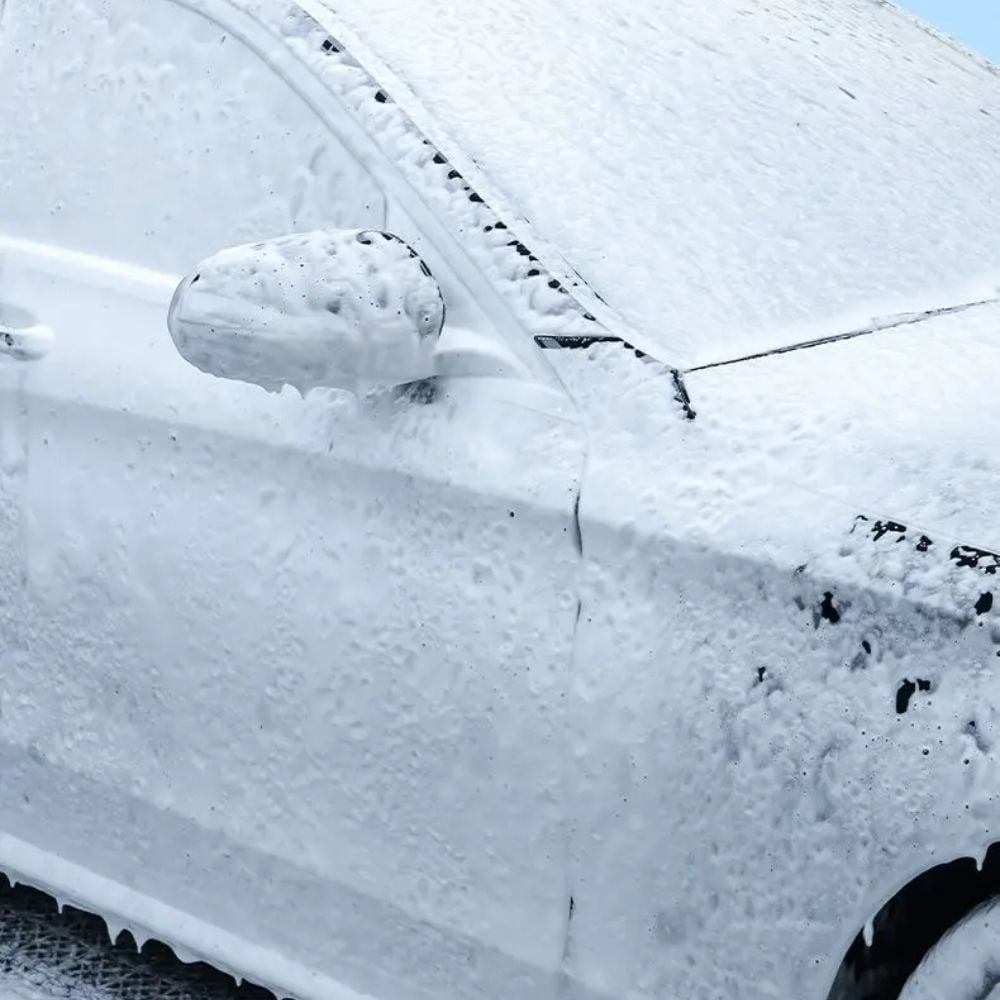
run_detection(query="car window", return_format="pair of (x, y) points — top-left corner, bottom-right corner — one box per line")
(0, 0), (386, 274)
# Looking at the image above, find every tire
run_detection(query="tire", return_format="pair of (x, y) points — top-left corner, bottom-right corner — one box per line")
(899, 897), (1000, 1000)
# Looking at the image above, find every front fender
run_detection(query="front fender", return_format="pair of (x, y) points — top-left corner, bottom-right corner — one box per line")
(550, 342), (1000, 1000)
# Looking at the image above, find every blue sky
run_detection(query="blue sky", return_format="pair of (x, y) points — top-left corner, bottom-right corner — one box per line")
(902, 1), (1000, 61)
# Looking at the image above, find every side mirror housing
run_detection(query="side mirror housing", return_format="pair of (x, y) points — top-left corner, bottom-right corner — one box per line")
(167, 229), (445, 393)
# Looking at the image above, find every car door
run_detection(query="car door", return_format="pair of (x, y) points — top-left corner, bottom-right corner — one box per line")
(0, 3), (585, 999)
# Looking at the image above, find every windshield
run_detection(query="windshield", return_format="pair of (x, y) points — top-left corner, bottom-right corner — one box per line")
(325, 0), (1000, 368)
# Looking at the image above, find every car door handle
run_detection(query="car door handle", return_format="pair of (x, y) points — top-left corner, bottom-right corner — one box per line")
(0, 305), (53, 361)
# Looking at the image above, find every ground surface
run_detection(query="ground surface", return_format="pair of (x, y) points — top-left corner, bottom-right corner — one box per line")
(0, 878), (274, 1000)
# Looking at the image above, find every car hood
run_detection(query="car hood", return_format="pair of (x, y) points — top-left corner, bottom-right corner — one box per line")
(682, 298), (1000, 557)
(313, 0), (1000, 368)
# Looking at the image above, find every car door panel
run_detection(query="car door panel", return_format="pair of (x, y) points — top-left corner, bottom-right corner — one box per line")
(0, 2), (585, 998)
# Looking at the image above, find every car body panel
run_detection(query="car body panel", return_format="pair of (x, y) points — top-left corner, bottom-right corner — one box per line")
(0, 2), (586, 998)
(682, 299), (1000, 552)
(545, 315), (1000, 998)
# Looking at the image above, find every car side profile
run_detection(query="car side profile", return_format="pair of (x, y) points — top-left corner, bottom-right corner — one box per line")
(2, 2), (1000, 999)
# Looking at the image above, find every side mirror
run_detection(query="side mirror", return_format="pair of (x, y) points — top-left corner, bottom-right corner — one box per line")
(167, 230), (445, 393)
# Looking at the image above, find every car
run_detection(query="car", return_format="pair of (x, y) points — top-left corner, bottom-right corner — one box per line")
(2, 1), (1000, 998)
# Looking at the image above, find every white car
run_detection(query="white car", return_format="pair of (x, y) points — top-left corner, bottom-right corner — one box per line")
(2, 1), (1000, 999)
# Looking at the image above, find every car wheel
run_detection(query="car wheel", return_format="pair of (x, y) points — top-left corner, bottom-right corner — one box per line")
(899, 897), (1000, 999)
